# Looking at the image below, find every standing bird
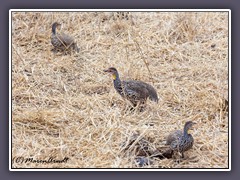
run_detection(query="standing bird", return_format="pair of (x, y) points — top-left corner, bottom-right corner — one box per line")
(161, 121), (197, 159)
(103, 67), (158, 108)
(51, 22), (79, 52)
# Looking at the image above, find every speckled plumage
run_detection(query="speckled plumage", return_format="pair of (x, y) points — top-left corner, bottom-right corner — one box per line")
(104, 67), (158, 107)
(163, 121), (196, 159)
(166, 130), (183, 145)
(51, 22), (79, 52)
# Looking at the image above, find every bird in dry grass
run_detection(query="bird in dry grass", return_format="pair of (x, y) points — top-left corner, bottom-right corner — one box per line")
(103, 67), (158, 109)
(161, 121), (197, 159)
(121, 133), (154, 167)
(121, 133), (154, 157)
(51, 22), (79, 53)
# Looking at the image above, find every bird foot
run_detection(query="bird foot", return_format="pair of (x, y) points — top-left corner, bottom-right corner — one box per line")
(124, 105), (136, 112)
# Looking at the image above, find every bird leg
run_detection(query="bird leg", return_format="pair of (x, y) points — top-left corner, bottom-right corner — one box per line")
(125, 102), (138, 112)
(122, 104), (136, 113)
(133, 101), (146, 112)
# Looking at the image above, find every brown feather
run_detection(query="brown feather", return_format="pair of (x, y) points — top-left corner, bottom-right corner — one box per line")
(123, 80), (158, 105)
(166, 130), (183, 145)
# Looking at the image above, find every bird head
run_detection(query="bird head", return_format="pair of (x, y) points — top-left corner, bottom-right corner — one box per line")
(184, 121), (197, 134)
(103, 67), (118, 80)
(52, 22), (61, 29)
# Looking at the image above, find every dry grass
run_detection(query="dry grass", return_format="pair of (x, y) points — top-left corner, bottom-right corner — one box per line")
(11, 11), (229, 169)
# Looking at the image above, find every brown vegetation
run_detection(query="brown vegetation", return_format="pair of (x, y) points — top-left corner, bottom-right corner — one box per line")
(11, 11), (229, 168)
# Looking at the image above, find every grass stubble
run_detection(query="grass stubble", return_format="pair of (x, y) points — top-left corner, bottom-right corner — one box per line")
(11, 11), (228, 168)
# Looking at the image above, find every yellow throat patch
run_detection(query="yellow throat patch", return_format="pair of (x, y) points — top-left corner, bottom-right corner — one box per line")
(112, 74), (117, 80)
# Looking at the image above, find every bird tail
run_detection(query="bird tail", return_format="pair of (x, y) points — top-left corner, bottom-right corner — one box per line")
(73, 44), (80, 53)
(147, 85), (159, 103)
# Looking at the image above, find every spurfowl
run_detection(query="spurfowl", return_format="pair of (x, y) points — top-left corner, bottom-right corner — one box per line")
(51, 22), (79, 52)
(104, 67), (158, 108)
(161, 121), (197, 159)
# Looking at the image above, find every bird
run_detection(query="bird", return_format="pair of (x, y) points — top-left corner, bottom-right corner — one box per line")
(121, 133), (154, 157)
(51, 22), (79, 52)
(103, 67), (158, 109)
(162, 121), (197, 159)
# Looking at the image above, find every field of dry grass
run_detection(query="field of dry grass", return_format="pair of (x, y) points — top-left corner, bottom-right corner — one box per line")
(11, 11), (229, 169)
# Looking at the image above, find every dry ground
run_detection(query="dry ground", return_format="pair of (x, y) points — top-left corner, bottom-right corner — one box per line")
(11, 11), (229, 168)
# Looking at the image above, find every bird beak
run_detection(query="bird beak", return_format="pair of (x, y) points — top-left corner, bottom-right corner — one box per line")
(103, 69), (109, 73)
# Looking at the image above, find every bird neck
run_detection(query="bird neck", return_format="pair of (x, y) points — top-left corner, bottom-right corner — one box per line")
(113, 72), (123, 92)
(183, 125), (190, 136)
(52, 24), (57, 35)
(113, 72), (121, 84)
